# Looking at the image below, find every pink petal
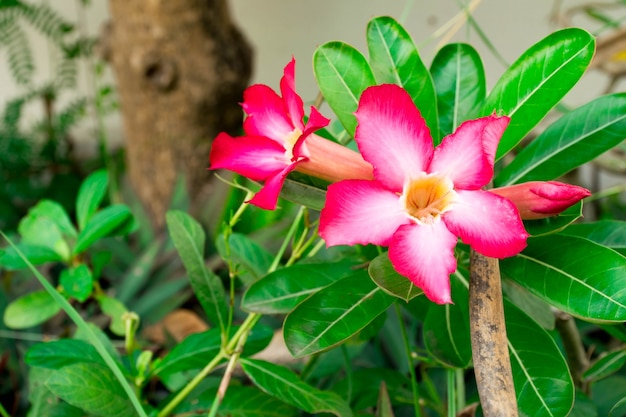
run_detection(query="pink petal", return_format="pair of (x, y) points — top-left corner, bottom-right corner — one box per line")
(320, 180), (410, 247)
(209, 132), (288, 181)
(292, 106), (331, 159)
(279, 58), (305, 131)
(355, 84), (434, 192)
(429, 115), (509, 190)
(443, 190), (528, 258)
(242, 84), (294, 142)
(248, 162), (298, 210)
(388, 222), (458, 304)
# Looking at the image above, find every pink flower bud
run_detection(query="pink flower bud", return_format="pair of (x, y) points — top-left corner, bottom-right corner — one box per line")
(490, 181), (591, 220)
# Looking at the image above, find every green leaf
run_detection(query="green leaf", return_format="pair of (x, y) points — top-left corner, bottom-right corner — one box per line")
(333, 368), (409, 411)
(423, 274), (471, 368)
(240, 358), (353, 417)
(19, 199), (77, 238)
(560, 221), (626, 256)
(46, 362), (137, 417)
(96, 295), (128, 336)
(73, 205), (133, 254)
(26, 339), (102, 369)
(76, 169), (109, 230)
(166, 210), (227, 333)
(314, 41), (376, 136)
(502, 279), (555, 330)
(242, 260), (360, 314)
(505, 301), (574, 417)
(59, 264), (93, 302)
(216, 232), (273, 285)
(153, 325), (273, 378)
(0, 243), (62, 270)
(281, 178), (327, 211)
(482, 28), (595, 160)
(367, 16), (438, 140)
(173, 385), (297, 417)
(501, 235), (626, 321)
(368, 252), (422, 302)
(284, 271), (394, 357)
(19, 214), (71, 260)
(497, 93), (626, 185)
(584, 348), (626, 383)
(430, 43), (485, 139)
(376, 382), (395, 417)
(3, 290), (61, 328)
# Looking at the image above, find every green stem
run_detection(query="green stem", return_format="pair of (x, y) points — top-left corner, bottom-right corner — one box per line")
(269, 206), (305, 272)
(456, 368), (466, 411)
(395, 304), (423, 417)
(447, 368), (456, 417)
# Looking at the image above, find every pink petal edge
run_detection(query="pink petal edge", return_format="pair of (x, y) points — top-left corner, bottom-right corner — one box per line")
(388, 222), (458, 304)
(247, 162), (299, 210)
(242, 84), (294, 142)
(355, 84), (434, 192)
(279, 58), (305, 131)
(443, 190), (528, 258)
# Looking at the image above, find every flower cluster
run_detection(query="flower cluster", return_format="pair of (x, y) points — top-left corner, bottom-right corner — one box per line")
(209, 59), (590, 304)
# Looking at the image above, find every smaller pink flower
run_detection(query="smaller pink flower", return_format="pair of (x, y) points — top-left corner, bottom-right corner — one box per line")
(490, 181), (591, 220)
(209, 58), (330, 210)
(319, 84), (529, 304)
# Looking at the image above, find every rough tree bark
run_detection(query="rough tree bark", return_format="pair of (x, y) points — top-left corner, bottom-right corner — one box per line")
(105, 0), (252, 228)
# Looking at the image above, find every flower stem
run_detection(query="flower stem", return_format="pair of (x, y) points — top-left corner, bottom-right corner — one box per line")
(395, 303), (423, 417)
(447, 368), (456, 417)
(469, 250), (518, 416)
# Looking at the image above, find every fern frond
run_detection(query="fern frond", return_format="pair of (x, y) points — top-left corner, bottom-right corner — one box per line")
(56, 98), (86, 134)
(17, 2), (73, 43)
(0, 18), (34, 85)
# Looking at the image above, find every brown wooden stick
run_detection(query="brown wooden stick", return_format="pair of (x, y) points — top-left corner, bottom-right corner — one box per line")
(469, 250), (518, 416)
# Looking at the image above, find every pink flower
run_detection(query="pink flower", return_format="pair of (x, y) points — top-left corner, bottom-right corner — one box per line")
(490, 181), (591, 220)
(319, 84), (529, 304)
(209, 58), (373, 210)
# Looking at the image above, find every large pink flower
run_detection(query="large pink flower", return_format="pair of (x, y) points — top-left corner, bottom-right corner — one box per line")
(209, 58), (330, 210)
(319, 84), (529, 304)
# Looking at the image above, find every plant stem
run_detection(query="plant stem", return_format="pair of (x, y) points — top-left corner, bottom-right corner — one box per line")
(455, 368), (466, 411)
(395, 304), (423, 417)
(269, 206), (305, 272)
(469, 250), (517, 416)
(447, 368), (456, 417)
(555, 311), (589, 391)
(0, 401), (10, 417)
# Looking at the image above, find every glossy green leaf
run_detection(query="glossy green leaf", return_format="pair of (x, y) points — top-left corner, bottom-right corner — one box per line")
(367, 16), (438, 140)
(368, 252), (422, 302)
(76, 169), (109, 230)
(96, 295), (128, 336)
(46, 362), (137, 417)
(0, 243), (62, 270)
(560, 221), (626, 256)
(19, 199), (77, 239)
(482, 28), (595, 160)
(584, 348), (626, 383)
(430, 43), (485, 139)
(3, 290), (61, 328)
(423, 274), (471, 368)
(74, 205), (133, 254)
(240, 358), (353, 417)
(502, 279), (555, 330)
(59, 264), (93, 302)
(505, 301), (574, 417)
(173, 385), (297, 417)
(166, 210), (227, 333)
(153, 325), (273, 377)
(522, 201), (583, 237)
(314, 41), (376, 136)
(501, 235), (626, 321)
(19, 215), (70, 260)
(242, 260), (360, 313)
(26, 339), (102, 369)
(497, 93), (626, 185)
(593, 376), (626, 416)
(281, 178), (326, 211)
(284, 271), (394, 357)
(216, 232), (273, 285)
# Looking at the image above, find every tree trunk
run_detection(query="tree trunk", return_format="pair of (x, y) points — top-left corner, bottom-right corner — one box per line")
(105, 0), (252, 228)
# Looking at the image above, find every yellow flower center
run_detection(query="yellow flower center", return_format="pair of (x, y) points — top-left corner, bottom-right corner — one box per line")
(401, 174), (457, 224)
(284, 128), (303, 161)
